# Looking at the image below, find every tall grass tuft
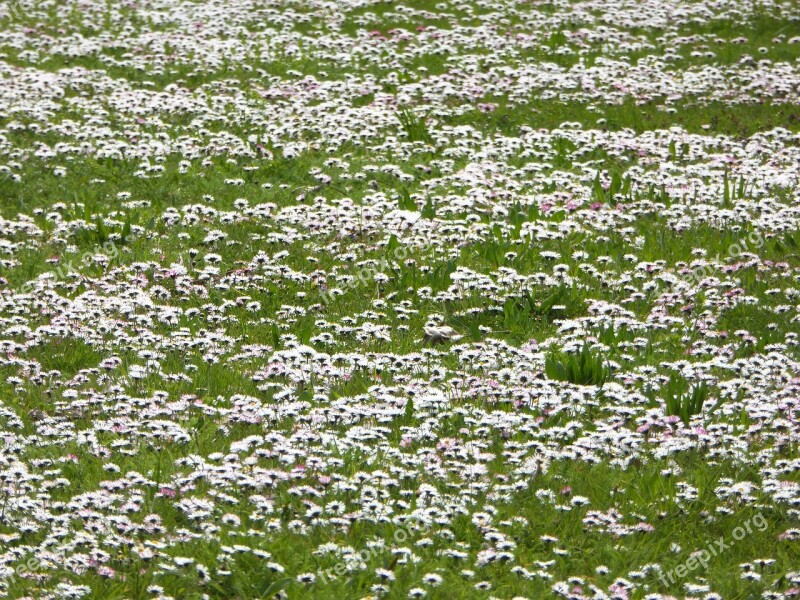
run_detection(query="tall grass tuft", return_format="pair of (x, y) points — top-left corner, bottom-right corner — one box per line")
(397, 108), (433, 143)
(663, 376), (708, 424)
(545, 344), (610, 386)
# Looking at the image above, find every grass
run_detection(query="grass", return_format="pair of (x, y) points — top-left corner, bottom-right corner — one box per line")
(0, 1), (799, 599)
(545, 343), (611, 386)
(660, 376), (710, 425)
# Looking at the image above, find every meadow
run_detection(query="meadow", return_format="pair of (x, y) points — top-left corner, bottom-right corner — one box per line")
(0, 0), (799, 598)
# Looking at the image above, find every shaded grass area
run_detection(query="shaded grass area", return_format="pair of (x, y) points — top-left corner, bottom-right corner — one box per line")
(445, 97), (800, 138)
